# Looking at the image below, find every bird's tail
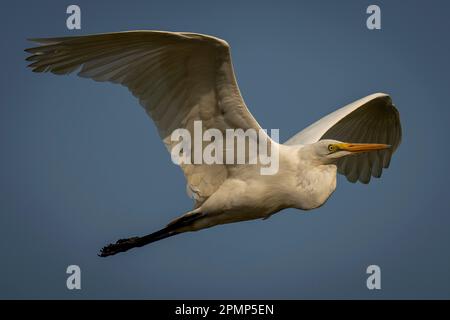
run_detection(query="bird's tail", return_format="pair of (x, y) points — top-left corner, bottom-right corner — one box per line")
(99, 210), (204, 257)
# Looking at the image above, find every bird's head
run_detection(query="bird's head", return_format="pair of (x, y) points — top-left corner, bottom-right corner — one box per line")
(310, 139), (391, 163)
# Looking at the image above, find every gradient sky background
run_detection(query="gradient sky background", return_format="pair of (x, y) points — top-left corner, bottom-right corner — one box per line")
(1, 0), (449, 299)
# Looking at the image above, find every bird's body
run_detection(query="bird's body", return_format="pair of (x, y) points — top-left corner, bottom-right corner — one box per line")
(183, 144), (333, 231)
(25, 30), (402, 256)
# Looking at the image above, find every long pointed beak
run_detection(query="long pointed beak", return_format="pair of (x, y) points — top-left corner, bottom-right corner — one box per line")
(338, 143), (391, 153)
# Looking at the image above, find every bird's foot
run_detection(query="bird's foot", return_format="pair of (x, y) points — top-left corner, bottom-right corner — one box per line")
(99, 236), (140, 257)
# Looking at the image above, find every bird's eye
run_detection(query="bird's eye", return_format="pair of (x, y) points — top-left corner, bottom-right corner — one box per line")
(328, 144), (335, 152)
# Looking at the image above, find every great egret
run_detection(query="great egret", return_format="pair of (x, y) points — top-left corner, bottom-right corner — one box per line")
(25, 31), (402, 257)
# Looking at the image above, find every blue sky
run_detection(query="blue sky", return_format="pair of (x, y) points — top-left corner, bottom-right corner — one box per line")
(0, 0), (449, 298)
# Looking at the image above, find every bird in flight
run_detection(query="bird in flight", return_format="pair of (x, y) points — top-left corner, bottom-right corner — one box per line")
(25, 31), (402, 257)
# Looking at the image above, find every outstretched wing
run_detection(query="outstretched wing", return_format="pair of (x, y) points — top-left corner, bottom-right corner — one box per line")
(26, 31), (266, 205)
(285, 93), (402, 183)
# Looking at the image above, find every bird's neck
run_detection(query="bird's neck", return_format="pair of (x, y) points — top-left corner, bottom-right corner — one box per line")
(286, 145), (337, 210)
(297, 144), (328, 165)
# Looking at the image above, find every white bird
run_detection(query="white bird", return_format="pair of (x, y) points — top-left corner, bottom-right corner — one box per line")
(25, 31), (402, 257)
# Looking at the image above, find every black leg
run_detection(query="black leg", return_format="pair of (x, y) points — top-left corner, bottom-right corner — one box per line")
(99, 228), (179, 257)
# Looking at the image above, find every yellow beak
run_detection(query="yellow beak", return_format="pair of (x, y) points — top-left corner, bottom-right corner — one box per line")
(337, 143), (391, 153)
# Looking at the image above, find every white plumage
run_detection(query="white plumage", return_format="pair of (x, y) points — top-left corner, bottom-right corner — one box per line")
(26, 31), (402, 256)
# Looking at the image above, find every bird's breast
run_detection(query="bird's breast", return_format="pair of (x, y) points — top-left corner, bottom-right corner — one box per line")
(292, 164), (337, 210)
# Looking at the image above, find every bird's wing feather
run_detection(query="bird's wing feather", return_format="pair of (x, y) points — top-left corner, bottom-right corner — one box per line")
(285, 93), (402, 183)
(26, 31), (265, 204)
